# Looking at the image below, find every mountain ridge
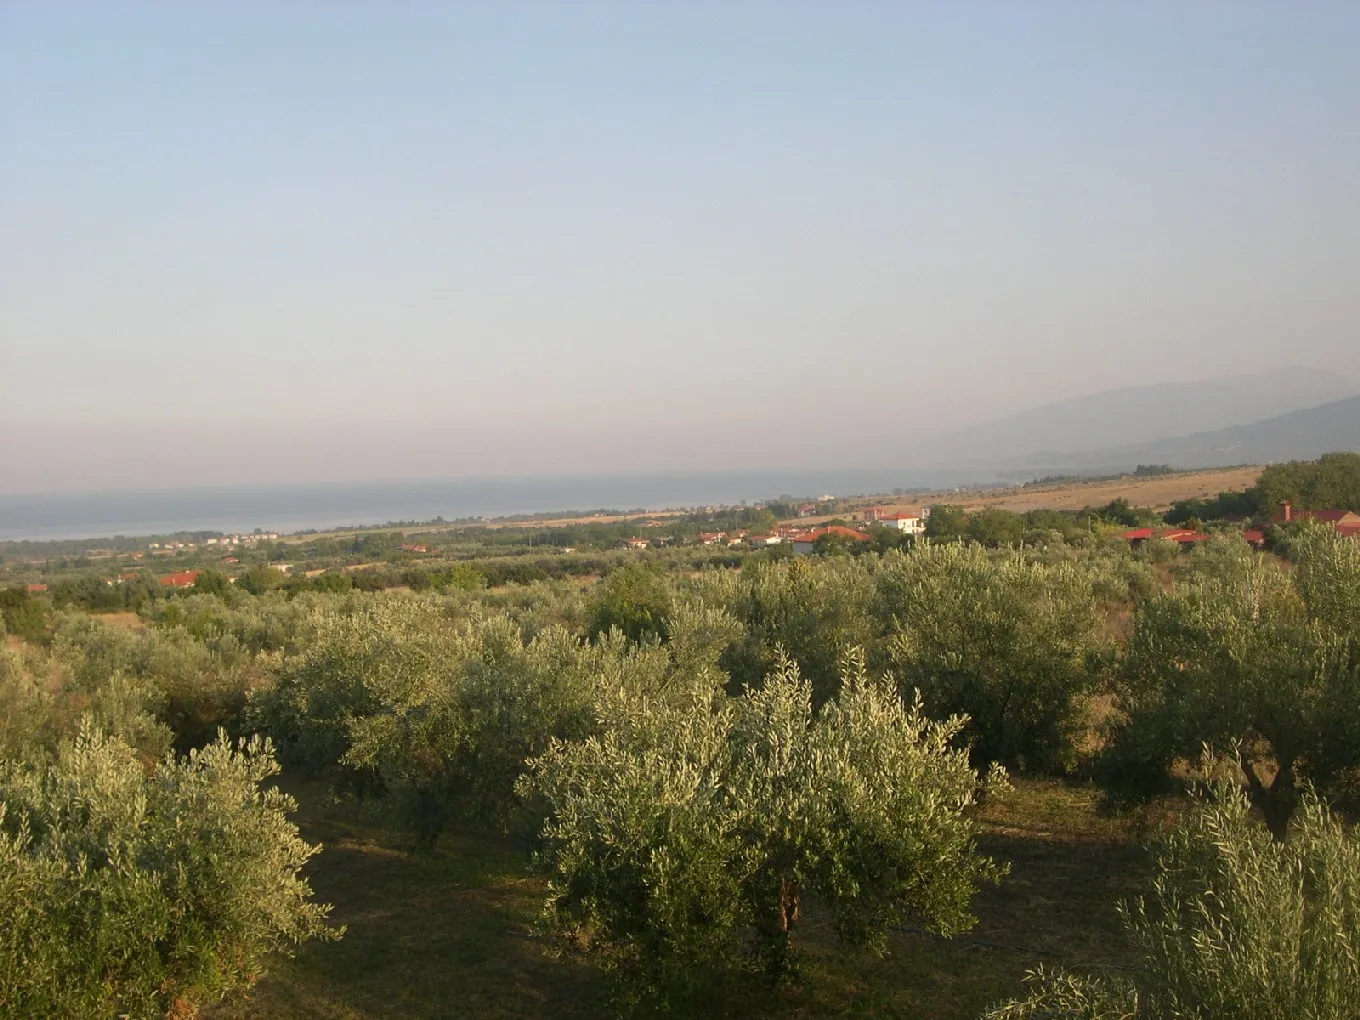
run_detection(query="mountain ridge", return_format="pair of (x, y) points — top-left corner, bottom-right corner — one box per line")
(919, 366), (1356, 467)
(1009, 393), (1360, 473)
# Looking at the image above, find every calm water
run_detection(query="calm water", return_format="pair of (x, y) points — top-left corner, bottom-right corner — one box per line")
(0, 469), (1001, 542)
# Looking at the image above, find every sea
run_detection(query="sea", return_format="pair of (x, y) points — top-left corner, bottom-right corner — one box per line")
(0, 469), (1004, 543)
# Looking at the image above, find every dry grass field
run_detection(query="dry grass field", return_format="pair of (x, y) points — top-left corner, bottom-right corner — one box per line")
(796, 466), (1264, 526)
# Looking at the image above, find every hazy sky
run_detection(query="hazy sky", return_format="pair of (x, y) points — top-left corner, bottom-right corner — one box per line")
(3, 2), (1358, 494)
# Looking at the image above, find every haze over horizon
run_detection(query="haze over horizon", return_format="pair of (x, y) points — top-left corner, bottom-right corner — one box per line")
(4, 3), (1359, 495)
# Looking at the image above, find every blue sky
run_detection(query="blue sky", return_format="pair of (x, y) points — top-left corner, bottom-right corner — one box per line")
(2, 2), (1358, 492)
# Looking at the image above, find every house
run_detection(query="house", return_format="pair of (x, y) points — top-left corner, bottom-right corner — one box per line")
(623, 538), (649, 550)
(696, 532), (726, 545)
(797, 503), (818, 517)
(1273, 502), (1360, 535)
(791, 527), (871, 556)
(25, 583), (48, 593)
(159, 570), (203, 588)
(747, 534), (783, 547)
(875, 512), (927, 536)
(400, 543), (429, 554)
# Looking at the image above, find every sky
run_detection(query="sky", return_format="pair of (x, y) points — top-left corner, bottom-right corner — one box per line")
(2, 1), (1359, 494)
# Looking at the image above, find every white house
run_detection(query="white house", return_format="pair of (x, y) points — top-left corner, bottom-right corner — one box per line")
(877, 513), (927, 536)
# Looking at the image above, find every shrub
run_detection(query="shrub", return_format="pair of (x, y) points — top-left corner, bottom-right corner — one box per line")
(0, 725), (339, 1018)
(983, 784), (1360, 1020)
(0, 587), (50, 643)
(588, 563), (673, 644)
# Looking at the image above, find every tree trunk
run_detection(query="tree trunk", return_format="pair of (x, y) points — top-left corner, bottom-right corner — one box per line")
(1240, 751), (1296, 841)
(779, 877), (801, 933)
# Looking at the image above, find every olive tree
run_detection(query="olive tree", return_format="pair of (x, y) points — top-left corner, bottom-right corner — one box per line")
(1099, 532), (1360, 837)
(877, 543), (1108, 773)
(700, 556), (877, 707)
(983, 783), (1360, 1020)
(0, 725), (339, 1018)
(520, 654), (1005, 1006)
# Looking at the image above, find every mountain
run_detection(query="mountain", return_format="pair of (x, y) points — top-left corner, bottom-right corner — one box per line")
(1020, 394), (1360, 472)
(919, 367), (1356, 467)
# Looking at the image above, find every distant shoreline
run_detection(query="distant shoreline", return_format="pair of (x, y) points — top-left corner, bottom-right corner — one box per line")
(0, 468), (1002, 544)
(0, 466), (1265, 547)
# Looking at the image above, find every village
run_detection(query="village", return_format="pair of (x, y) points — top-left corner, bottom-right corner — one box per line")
(618, 504), (930, 554)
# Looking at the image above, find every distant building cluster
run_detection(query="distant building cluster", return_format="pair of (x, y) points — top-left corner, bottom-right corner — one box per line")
(1122, 501), (1360, 549)
(619, 504), (931, 555)
(146, 533), (280, 552)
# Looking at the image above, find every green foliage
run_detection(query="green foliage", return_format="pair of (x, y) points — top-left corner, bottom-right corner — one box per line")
(251, 598), (654, 842)
(1099, 533), (1360, 836)
(0, 587), (50, 643)
(1257, 451), (1360, 516)
(521, 655), (1003, 1006)
(706, 556), (876, 707)
(926, 504), (969, 542)
(1088, 498), (1159, 528)
(52, 611), (256, 754)
(50, 574), (124, 612)
(193, 568), (233, 597)
(236, 564), (284, 595)
(341, 616), (640, 843)
(967, 508), (1025, 547)
(1165, 488), (1261, 527)
(878, 544), (1107, 773)
(0, 725), (339, 1018)
(0, 646), (58, 760)
(984, 784), (1360, 1020)
(588, 563), (673, 644)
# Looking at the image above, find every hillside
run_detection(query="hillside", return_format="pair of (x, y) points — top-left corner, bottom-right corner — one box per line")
(1028, 394), (1360, 472)
(919, 367), (1355, 467)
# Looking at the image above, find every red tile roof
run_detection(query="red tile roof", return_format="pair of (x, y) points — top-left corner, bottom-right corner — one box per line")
(1122, 528), (1209, 545)
(796, 526), (870, 543)
(1272, 506), (1360, 525)
(25, 583), (48, 593)
(159, 570), (203, 587)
